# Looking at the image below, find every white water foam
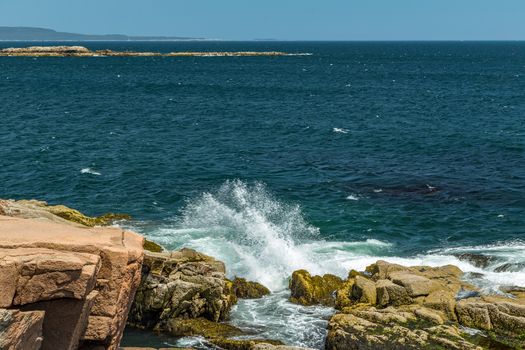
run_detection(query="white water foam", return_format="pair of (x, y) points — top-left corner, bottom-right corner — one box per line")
(332, 127), (349, 134)
(136, 180), (525, 348)
(80, 167), (101, 176)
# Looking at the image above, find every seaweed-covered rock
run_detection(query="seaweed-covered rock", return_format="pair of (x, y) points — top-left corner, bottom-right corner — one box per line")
(166, 317), (243, 338)
(326, 311), (482, 350)
(289, 270), (343, 306)
(143, 239), (163, 253)
(231, 277), (270, 299)
(128, 249), (237, 331)
(210, 338), (286, 350)
(0, 199), (130, 227)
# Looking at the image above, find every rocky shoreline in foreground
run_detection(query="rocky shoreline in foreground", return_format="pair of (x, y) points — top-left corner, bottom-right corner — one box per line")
(0, 46), (301, 57)
(1, 199), (524, 350)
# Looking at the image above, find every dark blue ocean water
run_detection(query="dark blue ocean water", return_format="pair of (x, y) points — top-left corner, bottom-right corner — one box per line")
(2, 41), (524, 251)
(2, 41), (525, 348)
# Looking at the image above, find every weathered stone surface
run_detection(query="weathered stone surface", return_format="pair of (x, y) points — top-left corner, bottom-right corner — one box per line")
(325, 311), (482, 350)
(375, 279), (412, 307)
(289, 270), (343, 306)
(128, 249), (237, 333)
(351, 275), (377, 304)
(231, 277), (270, 299)
(0, 309), (44, 350)
(312, 261), (525, 349)
(0, 207), (144, 350)
(0, 248), (101, 306)
(166, 317), (243, 338)
(390, 272), (434, 297)
(456, 296), (525, 338)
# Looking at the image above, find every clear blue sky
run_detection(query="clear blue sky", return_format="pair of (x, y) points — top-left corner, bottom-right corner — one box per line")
(1, 0), (524, 40)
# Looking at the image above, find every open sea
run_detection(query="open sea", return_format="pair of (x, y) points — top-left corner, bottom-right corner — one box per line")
(1, 41), (524, 348)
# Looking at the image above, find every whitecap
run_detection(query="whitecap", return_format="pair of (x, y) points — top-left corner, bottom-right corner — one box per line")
(80, 168), (101, 176)
(333, 127), (349, 134)
(346, 194), (359, 201)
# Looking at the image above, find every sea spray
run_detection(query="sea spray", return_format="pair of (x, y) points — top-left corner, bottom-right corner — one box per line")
(178, 180), (321, 291)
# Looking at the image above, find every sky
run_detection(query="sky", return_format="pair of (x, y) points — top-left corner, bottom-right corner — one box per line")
(1, 0), (524, 40)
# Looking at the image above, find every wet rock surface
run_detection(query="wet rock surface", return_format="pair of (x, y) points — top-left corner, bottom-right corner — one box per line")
(230, 277), (271, 299)
(289, 270), (343, 306)
(126, 248), (293, 349)
(127, 248), (237, 330)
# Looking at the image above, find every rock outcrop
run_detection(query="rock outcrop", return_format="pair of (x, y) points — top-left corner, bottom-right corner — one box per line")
(289, 260), (525, 349)
(0, 200), (144, 350)
(289, 270), (343, 306)
(127, 248), (283, 349)
(231, 277), (271, 299)
(127, 248), (236, 332)
(0, 46), (297, 57)
(0, 199), (131, 227)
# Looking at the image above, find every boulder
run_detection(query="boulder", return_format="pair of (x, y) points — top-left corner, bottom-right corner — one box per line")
(389, 272), (434, 297)
(127, 249), (237, 332)
(375, 279), (412, 307)
(351, 275), (377, 304)
(289, 270), (343, 306)
(231, 277), (270, 299)
(0, 208), (144, 350)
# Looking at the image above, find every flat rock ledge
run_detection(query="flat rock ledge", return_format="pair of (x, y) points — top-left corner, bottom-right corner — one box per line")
(289, 260), (525, 349)
(0, 203), (144, 350)
(0, 46), (300, 57)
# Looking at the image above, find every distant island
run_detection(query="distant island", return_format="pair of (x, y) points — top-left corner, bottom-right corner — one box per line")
(0, 26), (203, 41)
(0, 45), (303, 57)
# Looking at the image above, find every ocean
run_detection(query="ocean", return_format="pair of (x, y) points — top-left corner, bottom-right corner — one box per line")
(1, 41), (524, 348)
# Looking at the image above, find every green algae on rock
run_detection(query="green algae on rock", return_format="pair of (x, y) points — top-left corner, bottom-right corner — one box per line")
(230, 277), (271, 299)
(289, 270), (343, 307)
(0, 199), (131, 227)
(143, 239), (163, 253)
(290, 261), (525, 349)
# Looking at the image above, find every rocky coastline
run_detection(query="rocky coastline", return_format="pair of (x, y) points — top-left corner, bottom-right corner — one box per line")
(0, 46), (299, 57)
(1, 199), (524, 350)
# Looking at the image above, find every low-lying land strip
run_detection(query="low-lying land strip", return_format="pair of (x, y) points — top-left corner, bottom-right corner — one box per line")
(0, 45), (303, 57)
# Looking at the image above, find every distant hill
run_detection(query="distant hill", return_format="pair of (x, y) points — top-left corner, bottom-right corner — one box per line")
(0, 27), (202, 41)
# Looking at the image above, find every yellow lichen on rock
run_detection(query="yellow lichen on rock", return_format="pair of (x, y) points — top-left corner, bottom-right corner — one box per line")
(230, 277), (271, 299)
(289, 270), (343, 306)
